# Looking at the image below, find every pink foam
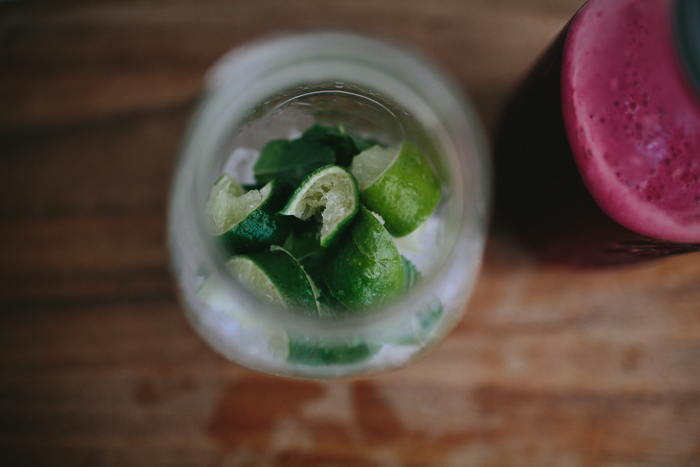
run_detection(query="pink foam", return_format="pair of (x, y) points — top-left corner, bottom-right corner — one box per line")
(562, 0), (700, 242)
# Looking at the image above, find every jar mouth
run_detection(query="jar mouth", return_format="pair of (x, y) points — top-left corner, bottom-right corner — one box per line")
(175, 31), (490, 340)
(675, 0), (700, 97)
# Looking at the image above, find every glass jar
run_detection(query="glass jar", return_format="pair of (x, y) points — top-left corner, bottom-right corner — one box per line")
(168, 32), (489, 379)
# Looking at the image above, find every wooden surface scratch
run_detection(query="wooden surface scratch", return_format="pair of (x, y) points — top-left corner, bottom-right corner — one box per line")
(1, 0), (700, 466)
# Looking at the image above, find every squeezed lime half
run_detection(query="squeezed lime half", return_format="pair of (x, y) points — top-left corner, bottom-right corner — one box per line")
(206, 175), (292, 254)
(280, 165), (359, 247)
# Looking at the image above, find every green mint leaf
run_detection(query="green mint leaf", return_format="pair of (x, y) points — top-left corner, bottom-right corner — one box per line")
(283, 220), (349, 314)
(283, 219), (325, 283)
(253, 139), (291, 185)
(401, 255), (421, 293)
(302, 124), (359, 167)
(254, 138), (335, 188)
(417, 299), (443, 334)
(301, 124), (341, 141)
(396, 255), (444, 345)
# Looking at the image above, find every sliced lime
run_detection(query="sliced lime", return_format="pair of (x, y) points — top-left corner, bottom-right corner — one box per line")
(280, 221), (347, 316)
(227, 248), (319, 317)
(349, 141), (442, 237)
(205, 174), (246, 232)
(206, 176), (292, 254)
(280, 165), (359, 247)
(322, 206), (404, 312)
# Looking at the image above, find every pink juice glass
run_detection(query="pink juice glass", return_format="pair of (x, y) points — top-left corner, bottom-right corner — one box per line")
(495, 0), (700, 266)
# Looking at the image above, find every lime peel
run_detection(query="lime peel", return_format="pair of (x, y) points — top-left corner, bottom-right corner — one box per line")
(206, 174), (258, 235)
(350, 141), (442, 237)
(207, 177), (292, 254)
(349, 145), (398, 190)
(227, 248), (319, 316)
(322, 206), (404, 311)
(228, 255), (286, 309)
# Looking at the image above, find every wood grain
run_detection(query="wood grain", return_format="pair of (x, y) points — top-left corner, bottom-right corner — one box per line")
(2, 0), (700, 466)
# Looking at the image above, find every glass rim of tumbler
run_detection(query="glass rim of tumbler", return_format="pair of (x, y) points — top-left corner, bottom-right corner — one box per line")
(171, 30), (491, 341)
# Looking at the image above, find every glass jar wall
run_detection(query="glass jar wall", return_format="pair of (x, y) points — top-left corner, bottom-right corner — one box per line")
(168, 32), (489, 379)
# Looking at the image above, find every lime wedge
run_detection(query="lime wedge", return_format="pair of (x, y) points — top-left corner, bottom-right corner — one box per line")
(206, 175), (292, 254)
(349, 141), (442, 237)
(205, 174), (247, 232)
(322, 206), (404, 312)
(228, 248), (319, 317)
(280, 165), (359, 247)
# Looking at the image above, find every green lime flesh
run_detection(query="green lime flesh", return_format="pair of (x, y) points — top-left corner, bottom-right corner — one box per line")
(349, 141), (442, 237)
(205, 174), (247, 234)
(280, 165), (359, 247)
(321, 206), (404, 312)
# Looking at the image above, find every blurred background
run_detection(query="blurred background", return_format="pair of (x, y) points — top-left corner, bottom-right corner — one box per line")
(2, 0), (700, 466)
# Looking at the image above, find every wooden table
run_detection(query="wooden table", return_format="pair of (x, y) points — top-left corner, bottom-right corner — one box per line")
(2, 1), (699, 465)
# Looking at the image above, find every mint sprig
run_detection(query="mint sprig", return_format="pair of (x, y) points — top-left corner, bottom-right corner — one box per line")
(302, 124), (381, 167)
(302, 124), (357, 167)
(401, 255), (420, 293)
(254, 138), (334, 188)
(254, 124), (381, 187)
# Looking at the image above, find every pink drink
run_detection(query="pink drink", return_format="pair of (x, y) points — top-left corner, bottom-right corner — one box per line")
(563, 0), (700, 243)
(495, 0), (700, 266)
